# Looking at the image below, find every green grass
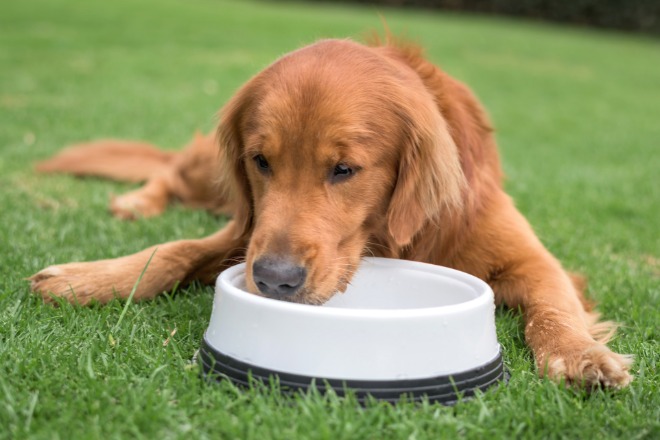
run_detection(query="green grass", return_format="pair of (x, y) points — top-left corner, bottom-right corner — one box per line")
(1, 0), (659, 438)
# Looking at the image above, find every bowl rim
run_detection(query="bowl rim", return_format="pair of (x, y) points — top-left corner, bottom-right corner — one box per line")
(216, 257), (493, 319)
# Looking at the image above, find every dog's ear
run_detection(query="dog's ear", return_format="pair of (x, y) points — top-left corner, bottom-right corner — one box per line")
(386, 98), (466, 247)
(216, 81), (260, 238)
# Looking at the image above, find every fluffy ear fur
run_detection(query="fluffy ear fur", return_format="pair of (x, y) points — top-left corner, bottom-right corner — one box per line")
(216, 80), (260, 239)
(387, 96), (466, 247)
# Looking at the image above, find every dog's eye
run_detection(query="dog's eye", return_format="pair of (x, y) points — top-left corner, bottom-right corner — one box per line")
(253, 154), (270, 174)
(330, 163), (354, 184)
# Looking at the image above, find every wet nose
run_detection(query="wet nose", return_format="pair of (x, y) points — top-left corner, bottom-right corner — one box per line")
(252, 257), (307, 298)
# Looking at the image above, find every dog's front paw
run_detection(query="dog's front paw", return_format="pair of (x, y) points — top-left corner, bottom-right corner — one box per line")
(541, 343), (633, 388)
(29, 262), (124, 305)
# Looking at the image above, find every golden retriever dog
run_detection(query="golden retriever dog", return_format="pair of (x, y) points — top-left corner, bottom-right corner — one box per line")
(31, 37), (632, 388)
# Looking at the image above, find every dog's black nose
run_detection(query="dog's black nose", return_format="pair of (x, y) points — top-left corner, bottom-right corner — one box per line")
(252, 257), (307, 298)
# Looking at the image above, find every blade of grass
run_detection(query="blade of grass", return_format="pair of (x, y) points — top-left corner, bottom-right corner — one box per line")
(111, 247), (158, 334)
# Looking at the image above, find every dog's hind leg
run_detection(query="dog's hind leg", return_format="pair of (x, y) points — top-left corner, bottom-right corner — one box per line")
(35, 139), (178, 183)
(36, 139), (180, 218)
(109, 174), (173, 219)
(109, 132), (233, 218)
(36, 133), (230, 219)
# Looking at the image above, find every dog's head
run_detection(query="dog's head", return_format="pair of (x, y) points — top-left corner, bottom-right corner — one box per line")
(218, 39), (465, 304)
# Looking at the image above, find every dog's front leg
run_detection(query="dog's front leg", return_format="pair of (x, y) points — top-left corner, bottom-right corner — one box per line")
(480, 195), (633, 388)
(497, 254), (633, 388)
(29, 221), (245, 305)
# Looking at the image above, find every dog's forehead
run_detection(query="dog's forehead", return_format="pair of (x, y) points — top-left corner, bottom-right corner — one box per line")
(251, 93), (386, 169)
(246, 41), (407, 161)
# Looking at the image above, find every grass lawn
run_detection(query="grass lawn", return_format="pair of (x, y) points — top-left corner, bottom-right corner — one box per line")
(1, 0), (658, 438)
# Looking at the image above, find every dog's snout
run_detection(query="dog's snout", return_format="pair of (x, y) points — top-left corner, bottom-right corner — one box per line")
(252, 257), (307, 298)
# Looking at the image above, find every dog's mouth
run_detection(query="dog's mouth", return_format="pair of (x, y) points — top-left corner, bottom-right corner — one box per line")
(268, 288), (328, 306)
(276, 273), (354, 305)
(247, 263), (358, 306)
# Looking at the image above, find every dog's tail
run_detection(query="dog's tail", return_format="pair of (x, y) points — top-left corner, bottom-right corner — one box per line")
(35, 140), (179, 183)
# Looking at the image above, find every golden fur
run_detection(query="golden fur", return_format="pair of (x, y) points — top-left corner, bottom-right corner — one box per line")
(31, 38), (632, 388)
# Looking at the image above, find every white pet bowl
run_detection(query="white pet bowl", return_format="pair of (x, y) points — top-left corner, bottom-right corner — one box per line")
(199, 257), (505, 403)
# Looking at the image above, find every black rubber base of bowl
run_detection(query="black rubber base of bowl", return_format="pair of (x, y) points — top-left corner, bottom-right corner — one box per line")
(199, 339), (507, 404)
